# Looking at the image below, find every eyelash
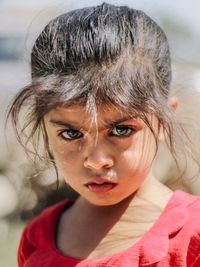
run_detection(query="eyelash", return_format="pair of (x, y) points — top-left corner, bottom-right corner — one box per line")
(57, 125), (136, 141)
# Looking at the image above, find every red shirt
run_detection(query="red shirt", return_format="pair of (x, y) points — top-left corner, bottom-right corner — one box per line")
(18, 190), (200, 266)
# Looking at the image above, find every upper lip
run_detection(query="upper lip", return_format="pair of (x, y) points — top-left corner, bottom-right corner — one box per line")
(85, 177), (117, 185)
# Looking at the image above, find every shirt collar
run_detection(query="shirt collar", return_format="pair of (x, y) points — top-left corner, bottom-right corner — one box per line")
(136, 190), (194, 266)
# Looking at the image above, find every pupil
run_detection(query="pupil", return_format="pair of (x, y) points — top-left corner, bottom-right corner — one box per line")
(69, 130), (78, 137)
(117, 126), (127, 134)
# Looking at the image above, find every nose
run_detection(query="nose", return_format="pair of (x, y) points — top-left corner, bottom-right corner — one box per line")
(83, 144), (114, 171)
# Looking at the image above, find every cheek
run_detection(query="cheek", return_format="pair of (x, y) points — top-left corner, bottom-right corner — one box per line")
(54, 148), (77, 165)
(118, 134), (155, 171)
(53, 150), (81, 181)
(118, 148), (140, 173)
(49, 140), (81, 171)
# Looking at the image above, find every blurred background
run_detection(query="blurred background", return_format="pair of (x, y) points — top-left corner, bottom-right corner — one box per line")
(0, 0), (200, 266)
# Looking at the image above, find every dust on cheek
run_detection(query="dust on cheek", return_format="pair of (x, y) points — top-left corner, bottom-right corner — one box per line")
(53, 146), (80, 170)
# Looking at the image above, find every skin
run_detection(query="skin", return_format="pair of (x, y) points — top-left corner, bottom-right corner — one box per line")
(44, 104), (159, 206)
(43, 99), (178, 259)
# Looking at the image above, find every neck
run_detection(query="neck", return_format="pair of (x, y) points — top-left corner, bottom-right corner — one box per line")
(76, 191), (135, 224)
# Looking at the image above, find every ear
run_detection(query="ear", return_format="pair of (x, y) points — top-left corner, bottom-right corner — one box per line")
(167, 97), (179, 111)
(158, 97), (179, 142)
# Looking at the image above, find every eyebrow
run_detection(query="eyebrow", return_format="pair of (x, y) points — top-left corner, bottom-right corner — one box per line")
(49, 115), (137, 129)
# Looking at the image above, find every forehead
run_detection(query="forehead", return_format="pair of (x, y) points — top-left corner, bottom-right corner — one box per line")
(45, 104), (139, 127)
(47, 104), (131, 118)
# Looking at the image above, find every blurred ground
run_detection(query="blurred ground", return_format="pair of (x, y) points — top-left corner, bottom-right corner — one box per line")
(0, 222), (25, 267)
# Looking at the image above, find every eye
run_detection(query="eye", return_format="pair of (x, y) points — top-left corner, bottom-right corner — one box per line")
(110, 125), (135, 137)
(58, 129), (83, 140)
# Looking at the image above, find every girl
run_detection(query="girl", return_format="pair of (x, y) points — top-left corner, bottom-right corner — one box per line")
(8, 2), (200, 267)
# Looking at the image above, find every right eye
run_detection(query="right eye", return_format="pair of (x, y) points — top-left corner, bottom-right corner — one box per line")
(58, 129), (83, 140)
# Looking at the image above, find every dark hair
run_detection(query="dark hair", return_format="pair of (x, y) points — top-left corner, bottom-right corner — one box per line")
(7, 3), (193, 175)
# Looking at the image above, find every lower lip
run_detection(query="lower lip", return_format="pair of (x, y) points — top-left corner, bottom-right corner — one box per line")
(86, 183), (117, 193)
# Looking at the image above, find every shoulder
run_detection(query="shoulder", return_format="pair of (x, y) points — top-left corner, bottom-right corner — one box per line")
(180, 190), (200, 219)
(183, 191), (200, 234)
(168, 190), (200, 212)
(18, 199), (73, 267)
(183, 192), (200, 265)
(25, 199), (74, 247)
(168, 191), (200, 265)
(170, 190), (200, 228)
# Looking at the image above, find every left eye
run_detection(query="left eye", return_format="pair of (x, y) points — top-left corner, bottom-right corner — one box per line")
(110, 125), (134, 137)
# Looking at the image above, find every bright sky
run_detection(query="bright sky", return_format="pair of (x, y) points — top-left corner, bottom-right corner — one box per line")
(1, 0), (200, 37)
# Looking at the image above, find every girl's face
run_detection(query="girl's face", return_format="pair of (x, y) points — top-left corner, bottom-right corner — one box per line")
(44, 104), (159, 206)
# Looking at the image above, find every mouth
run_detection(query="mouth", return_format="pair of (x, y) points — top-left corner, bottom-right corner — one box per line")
(84, 178), (118, 193)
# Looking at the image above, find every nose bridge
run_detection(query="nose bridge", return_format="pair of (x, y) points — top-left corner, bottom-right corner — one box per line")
(84, 137), (113, 169)
(87, 137), (109, 159)
(88, 140), (106, 158)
